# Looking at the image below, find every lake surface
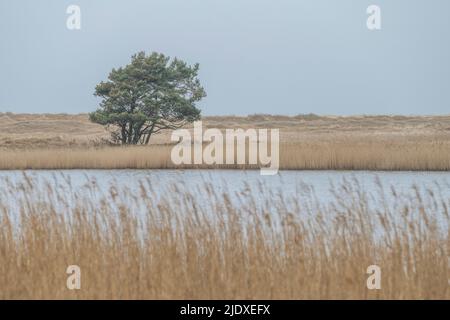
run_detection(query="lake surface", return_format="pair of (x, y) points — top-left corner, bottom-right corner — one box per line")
(0, 170), (449, 217)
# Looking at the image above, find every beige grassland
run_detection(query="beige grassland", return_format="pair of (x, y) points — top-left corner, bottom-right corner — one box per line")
(0, 173), (448, 299)
(1, 113), (450, 170)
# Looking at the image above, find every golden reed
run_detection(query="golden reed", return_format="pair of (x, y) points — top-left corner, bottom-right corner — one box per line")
(0, 140), (449, 170)
(0, 173), (448, 299)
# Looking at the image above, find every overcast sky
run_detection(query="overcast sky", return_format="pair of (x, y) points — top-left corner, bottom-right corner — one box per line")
(1, 0), (449, 115)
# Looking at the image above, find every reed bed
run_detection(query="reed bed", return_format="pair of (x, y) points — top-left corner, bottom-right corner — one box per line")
(0, 139), (450, 170)
(0, 173), (448, 299)
(2, 113), (450, 171)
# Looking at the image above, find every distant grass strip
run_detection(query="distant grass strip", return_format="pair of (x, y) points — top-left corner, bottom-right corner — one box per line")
(0, 140), (450, 170)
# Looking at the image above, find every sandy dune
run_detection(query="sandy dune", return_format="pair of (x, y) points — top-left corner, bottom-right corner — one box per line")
(1, 113), (450, 149)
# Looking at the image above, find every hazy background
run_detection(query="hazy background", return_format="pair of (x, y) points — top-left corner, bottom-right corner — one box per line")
(1, 0), (449, 115)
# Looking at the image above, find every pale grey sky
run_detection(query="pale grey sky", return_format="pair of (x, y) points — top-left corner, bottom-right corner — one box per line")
(1, 0), (449, 115)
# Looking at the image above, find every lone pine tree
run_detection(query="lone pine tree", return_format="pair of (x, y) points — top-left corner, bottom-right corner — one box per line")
(90, 51), (206, 145)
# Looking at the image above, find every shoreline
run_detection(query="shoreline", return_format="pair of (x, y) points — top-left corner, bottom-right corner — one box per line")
(1, 168), (450, 172)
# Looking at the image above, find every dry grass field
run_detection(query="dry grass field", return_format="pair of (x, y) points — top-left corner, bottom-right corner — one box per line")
(0, 174), (448, 299)
(0, 113), (450, 170)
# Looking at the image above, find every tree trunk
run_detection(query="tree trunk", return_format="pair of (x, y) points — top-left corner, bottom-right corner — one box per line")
(127, 122), (133, 144)
(144, 132), (151, 145)
(144, 125), (155, 145)
(121, 125), (127, 144)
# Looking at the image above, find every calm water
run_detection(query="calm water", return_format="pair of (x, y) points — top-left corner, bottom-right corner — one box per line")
(0, 169), (448, 240)
(0, 170), (449, 214)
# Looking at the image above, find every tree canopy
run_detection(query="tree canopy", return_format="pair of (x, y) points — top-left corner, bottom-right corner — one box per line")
(90, 52), (206, 144)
